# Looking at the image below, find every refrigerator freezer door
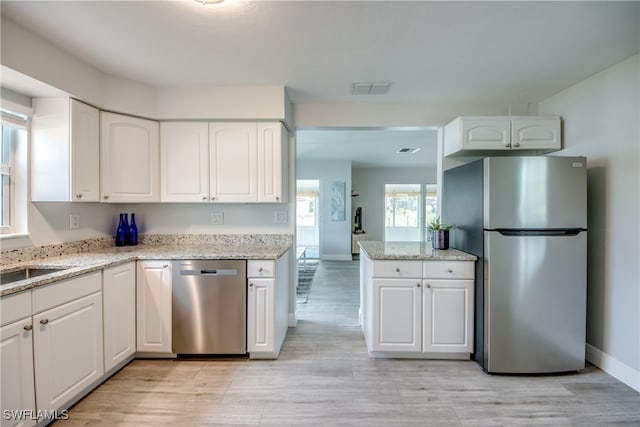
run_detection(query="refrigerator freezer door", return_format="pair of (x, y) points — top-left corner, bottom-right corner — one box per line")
(484, 230), (587, 373)
(483, 156), (587, 229)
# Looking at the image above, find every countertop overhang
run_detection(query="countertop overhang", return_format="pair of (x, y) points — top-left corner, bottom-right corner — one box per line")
(359, 241), (477, 261)
(1, 243), (291, 297)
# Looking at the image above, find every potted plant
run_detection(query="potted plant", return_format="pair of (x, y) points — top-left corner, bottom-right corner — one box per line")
(427, 217), (454, 250)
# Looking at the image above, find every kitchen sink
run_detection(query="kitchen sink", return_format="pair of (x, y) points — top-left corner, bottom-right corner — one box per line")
(0, 267), (67, 284)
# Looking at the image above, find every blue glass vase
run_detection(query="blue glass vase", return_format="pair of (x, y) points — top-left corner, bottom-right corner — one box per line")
(129, 213), (138, 246)
(115, 213), (126, 246)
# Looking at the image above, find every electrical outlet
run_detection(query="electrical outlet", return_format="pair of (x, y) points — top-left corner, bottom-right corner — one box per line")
(274, 211), (288, 224)
(69, 214), (80, 229)
(210, 212), (224, 225)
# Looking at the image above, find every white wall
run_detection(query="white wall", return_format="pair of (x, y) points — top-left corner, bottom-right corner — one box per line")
(539, 54), (639, 391)
(297, 160), (352, 260)
(352, 167), (438, 242)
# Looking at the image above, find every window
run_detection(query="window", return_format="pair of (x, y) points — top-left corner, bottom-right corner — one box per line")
(0, 112), (28, 236)
(384, 183), (438, 242)
(296, 194), (318, 227)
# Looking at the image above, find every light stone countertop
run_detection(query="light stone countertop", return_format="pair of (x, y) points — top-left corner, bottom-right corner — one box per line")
(0, 242), (291, 297)
(359, 241), (477, 261)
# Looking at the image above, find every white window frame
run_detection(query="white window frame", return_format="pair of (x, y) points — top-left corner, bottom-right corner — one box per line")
(0, 112), (29, 237)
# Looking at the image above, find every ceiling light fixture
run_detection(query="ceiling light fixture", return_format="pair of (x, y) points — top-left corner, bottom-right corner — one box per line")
(194, 0), (224, 5)
(351, 81), (392, 95)
(396, 148), (421, 154)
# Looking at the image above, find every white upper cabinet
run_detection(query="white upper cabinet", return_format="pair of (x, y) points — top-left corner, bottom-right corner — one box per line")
(444, 116), (560, 157)
(100, 112), (160, 203)
(32, 98), (100, 202)
(257, 122), (287, 203)
(209, 122), (258, 203)
(511, 117), (561, 150)
(160, 122), (209, 202)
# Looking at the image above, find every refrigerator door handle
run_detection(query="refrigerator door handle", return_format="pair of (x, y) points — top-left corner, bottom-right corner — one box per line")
(494, 228), (584, 237)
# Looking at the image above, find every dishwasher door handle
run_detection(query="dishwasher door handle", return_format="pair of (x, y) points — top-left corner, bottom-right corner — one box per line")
(180, 269), (239, 276)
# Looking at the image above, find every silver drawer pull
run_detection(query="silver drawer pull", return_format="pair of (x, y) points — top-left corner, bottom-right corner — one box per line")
(395, 268), (400, 273)
(40, 319), (49, 325)
(23, 324), (33, 331)
(448, 268), (453, 273)
(258, 267), (263, 272)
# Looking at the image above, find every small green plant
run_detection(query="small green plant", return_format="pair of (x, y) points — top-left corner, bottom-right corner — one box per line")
(427, 217), (454, 231)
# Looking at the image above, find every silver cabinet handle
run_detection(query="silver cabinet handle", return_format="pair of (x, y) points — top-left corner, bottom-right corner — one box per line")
(211, 196), (216, 200)
(416, 283), (421, 288)
(258, 267), (263, 272)
(75, 193), (83, 199)
(163, 264), (169, 268)
(103, 195), (109, 200)
(202, 196), (208, 201)
(513, 142), (520, 147)
(426, 283), (431, 288)
(395, 268), (400, 272)
(40, 319), (49, 325)
(276, 196), (280, 201)
(23, 324), (33, 331)
(249, 283), (254, 287)
(448, 268), (453, 273)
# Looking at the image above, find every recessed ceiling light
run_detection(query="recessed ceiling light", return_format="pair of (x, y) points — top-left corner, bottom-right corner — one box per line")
(194, 0), (224, 5)
(396, 148), (421, 154)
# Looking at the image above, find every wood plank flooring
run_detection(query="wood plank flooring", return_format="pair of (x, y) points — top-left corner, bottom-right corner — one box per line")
(55, 260), (639, 426)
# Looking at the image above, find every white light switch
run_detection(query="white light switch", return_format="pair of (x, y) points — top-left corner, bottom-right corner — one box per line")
(274, 211), (288, 224)
(69, 214), (80, 229)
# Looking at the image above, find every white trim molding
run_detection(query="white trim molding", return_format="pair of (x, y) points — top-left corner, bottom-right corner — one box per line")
(586, 344), (640, 392)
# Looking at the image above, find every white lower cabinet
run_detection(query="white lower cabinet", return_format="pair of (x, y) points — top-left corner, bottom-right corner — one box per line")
(372, 279), (422, 352)
(136, 261), (172, 353)
(362, 253), (475, 358)
(422, 279), (474, 353)
(103, 262), (136, 371)
(1, 317), (36, 427)
(246, 251), (289, 358)
(33, 287), (104, 412)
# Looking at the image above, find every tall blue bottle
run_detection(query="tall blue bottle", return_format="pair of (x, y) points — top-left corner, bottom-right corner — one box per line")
(115, 213), (126, 246)
(122, 213), (130, 245)
(129, 213), (138, 246)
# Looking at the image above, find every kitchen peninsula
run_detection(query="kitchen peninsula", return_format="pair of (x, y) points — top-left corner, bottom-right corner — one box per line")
(359, 241), (477, 359)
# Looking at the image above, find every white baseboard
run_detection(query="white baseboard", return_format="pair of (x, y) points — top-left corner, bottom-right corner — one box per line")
(288, 312), (297, 327)
(586, 343), (640, 392)
(322, 254), (353, 261)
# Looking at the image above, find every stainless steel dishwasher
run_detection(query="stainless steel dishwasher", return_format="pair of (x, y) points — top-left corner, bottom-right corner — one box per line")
(172, 260), (247, 355)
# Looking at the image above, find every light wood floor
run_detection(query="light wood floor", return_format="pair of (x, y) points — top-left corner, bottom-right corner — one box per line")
(57, 261), (639, 426)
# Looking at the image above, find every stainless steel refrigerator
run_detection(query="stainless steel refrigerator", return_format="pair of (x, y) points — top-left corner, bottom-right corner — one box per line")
(443, 156), (587, 374)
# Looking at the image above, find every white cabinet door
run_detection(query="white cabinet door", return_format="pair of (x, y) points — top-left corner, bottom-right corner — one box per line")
(160, 122), (210, 202)
(1, 318), (36, 427)
(511, 117), (561, 151)
(103, 262), (136, 372)
(460, 117), (511, 150)
(70, 99), (100, 202)
(257, 123), (286, 203)
(371, 279), (422, 352)
(31, 98), (100, 202)
(423, 279), (473, 353)
(247, 278), (274, 354)
(100, 112), (160, 203)
(33, 292), (104, 412)
(136, 261), (172, 353)
(209, 123), (258, 203)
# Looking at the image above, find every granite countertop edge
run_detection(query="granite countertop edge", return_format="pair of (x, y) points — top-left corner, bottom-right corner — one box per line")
(359, 241), (477, 261)
(1, 243), (292, 297)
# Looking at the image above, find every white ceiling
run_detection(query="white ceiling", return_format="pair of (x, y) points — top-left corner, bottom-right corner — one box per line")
(1, 1), (638, 168)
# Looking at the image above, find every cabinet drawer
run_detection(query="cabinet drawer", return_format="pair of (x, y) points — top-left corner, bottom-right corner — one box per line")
(247, 261), (275, 278)
(423, 261), (474, 279)
(372, 261), (422, 278)
(1, 291), (32, 327)
(32, 271), (101, 314)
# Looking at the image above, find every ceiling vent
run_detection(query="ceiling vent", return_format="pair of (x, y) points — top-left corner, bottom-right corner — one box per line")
(351, 81), (392, 95)
(396, 148), (421, 154)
